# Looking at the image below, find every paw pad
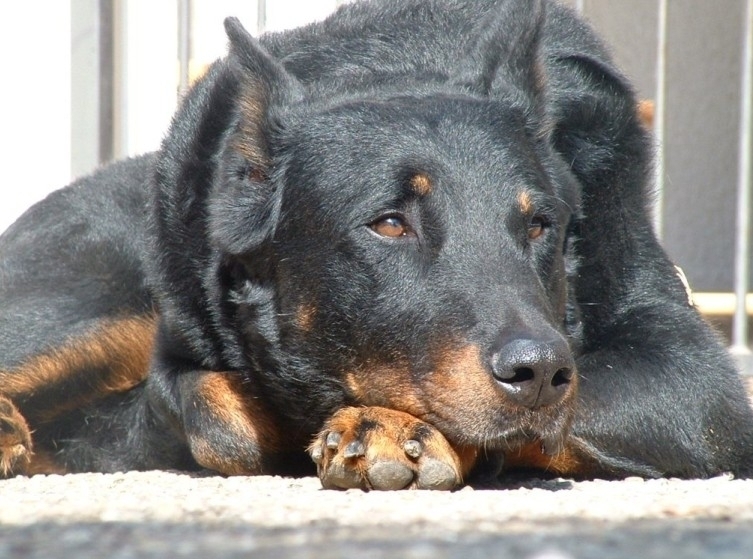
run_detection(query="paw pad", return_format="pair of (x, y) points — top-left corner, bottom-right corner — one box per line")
(309, 406), (462, 491)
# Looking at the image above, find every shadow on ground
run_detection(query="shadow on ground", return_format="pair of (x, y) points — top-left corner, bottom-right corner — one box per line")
(2, 518), (753, 559)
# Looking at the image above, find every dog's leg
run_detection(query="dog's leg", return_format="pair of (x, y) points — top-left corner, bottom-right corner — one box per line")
(0, 315), (156, 475)
(502, 435), (664, 480)
(308, 406), (478, 490)
(147, 368), (285, 475)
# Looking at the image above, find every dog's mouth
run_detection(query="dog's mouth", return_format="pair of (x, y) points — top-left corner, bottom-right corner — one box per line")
(420, 384), (576, 454)
(343, 342), (577, 453)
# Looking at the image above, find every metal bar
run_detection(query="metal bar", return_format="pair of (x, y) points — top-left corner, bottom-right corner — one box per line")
(72, 0), (107, 177)
(653, 0), (668, 239)
(575, 0), (585, 13)
(98, 0), (115, 165)
(112, 0), (128, 160)
(178, 0), (191, 98)
(257, 0), (266, 35)
(731, 0), (753, 374)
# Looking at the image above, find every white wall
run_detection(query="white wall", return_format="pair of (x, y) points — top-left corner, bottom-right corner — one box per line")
(0, 0), (341, 235)
(0, 2), (71, 233)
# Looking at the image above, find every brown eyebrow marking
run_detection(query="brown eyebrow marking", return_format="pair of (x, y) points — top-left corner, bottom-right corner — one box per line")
(518, 190), (533, 214)
(408, 173), (433, 196)
(295, 302), (317, 333)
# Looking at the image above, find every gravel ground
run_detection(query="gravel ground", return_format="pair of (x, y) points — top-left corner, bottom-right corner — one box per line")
(2, 472), (753, 559)
(2, 378), (752, 559)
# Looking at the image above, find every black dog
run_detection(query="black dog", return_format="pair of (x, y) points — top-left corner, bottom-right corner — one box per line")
(2, 0), (752, 489)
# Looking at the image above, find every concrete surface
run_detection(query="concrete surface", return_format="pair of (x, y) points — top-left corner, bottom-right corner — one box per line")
(2, 471), (753, 559)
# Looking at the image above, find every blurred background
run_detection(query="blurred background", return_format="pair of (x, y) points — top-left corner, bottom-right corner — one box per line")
(0, 0), (751, 353)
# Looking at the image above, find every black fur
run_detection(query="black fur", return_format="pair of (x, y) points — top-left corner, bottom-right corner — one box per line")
(1, 0), (752, 482)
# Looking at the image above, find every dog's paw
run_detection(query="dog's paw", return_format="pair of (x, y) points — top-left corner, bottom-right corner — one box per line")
(309, 406), (463, 490)
(0, 397), (32, 477)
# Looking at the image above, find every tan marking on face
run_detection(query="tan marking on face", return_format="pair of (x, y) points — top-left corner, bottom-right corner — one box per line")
(424, 344), (508, 432)
(518, 190), (533, 215)
(0, 315), (157, 422)
(345, 342), (576, 453)
(335, 373), (484, 482)
(409, 173), (433, 196)
(344, 346), (501, 444)
(344, 346), (504, 446)
(294, 303), (317, 333)
(424, 342), (577, 449)
(344, 363), (428, 419)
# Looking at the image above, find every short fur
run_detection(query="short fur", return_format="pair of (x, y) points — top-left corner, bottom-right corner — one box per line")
(2, 0), (753, 488)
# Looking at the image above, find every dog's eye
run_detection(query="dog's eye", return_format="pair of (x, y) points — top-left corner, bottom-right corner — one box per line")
(370, 215), (414, 238)
(528, 216), (548, 240)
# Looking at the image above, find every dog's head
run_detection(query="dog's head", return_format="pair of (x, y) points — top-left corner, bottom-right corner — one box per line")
(152, 0), (580, 454)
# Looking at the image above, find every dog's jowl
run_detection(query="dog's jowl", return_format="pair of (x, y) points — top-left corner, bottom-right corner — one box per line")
(2, 0), (753, 489)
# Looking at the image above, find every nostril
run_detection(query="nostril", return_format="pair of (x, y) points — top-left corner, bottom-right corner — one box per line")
(496, 366), (535, 384)
(551, 367), (574, 387)
(490, 337), (575, 408)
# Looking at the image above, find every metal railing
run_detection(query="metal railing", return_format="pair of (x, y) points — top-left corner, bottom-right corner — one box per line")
(731, 0), (753, 374)
(575, 1), (753, 375)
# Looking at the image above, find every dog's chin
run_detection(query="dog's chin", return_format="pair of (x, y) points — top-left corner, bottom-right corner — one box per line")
(428, 403), (574, 456)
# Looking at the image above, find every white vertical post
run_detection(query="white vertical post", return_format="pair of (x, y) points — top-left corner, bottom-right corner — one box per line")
(0, 2), (70, 233)
(731, 0), (753, 374)
(653, 0), (668, 240)
(71, 0), (103, 177)
(114, 0), (178, 158)
(257, 0), (267, 35)
(178, 0), (191, 98)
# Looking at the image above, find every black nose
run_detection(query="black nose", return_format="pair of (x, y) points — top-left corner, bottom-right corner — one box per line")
(491, 338), (575, 409)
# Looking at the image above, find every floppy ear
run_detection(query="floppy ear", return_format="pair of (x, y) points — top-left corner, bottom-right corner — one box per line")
(209, 18), (304, 256)
(455, 0), (546, 105)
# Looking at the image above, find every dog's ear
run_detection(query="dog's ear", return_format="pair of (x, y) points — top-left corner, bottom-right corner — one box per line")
(224, 17), (303, 102)
(209, 18), (305, 256)
(224, 16), (303, 169)
(454, 0), (546, 107)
